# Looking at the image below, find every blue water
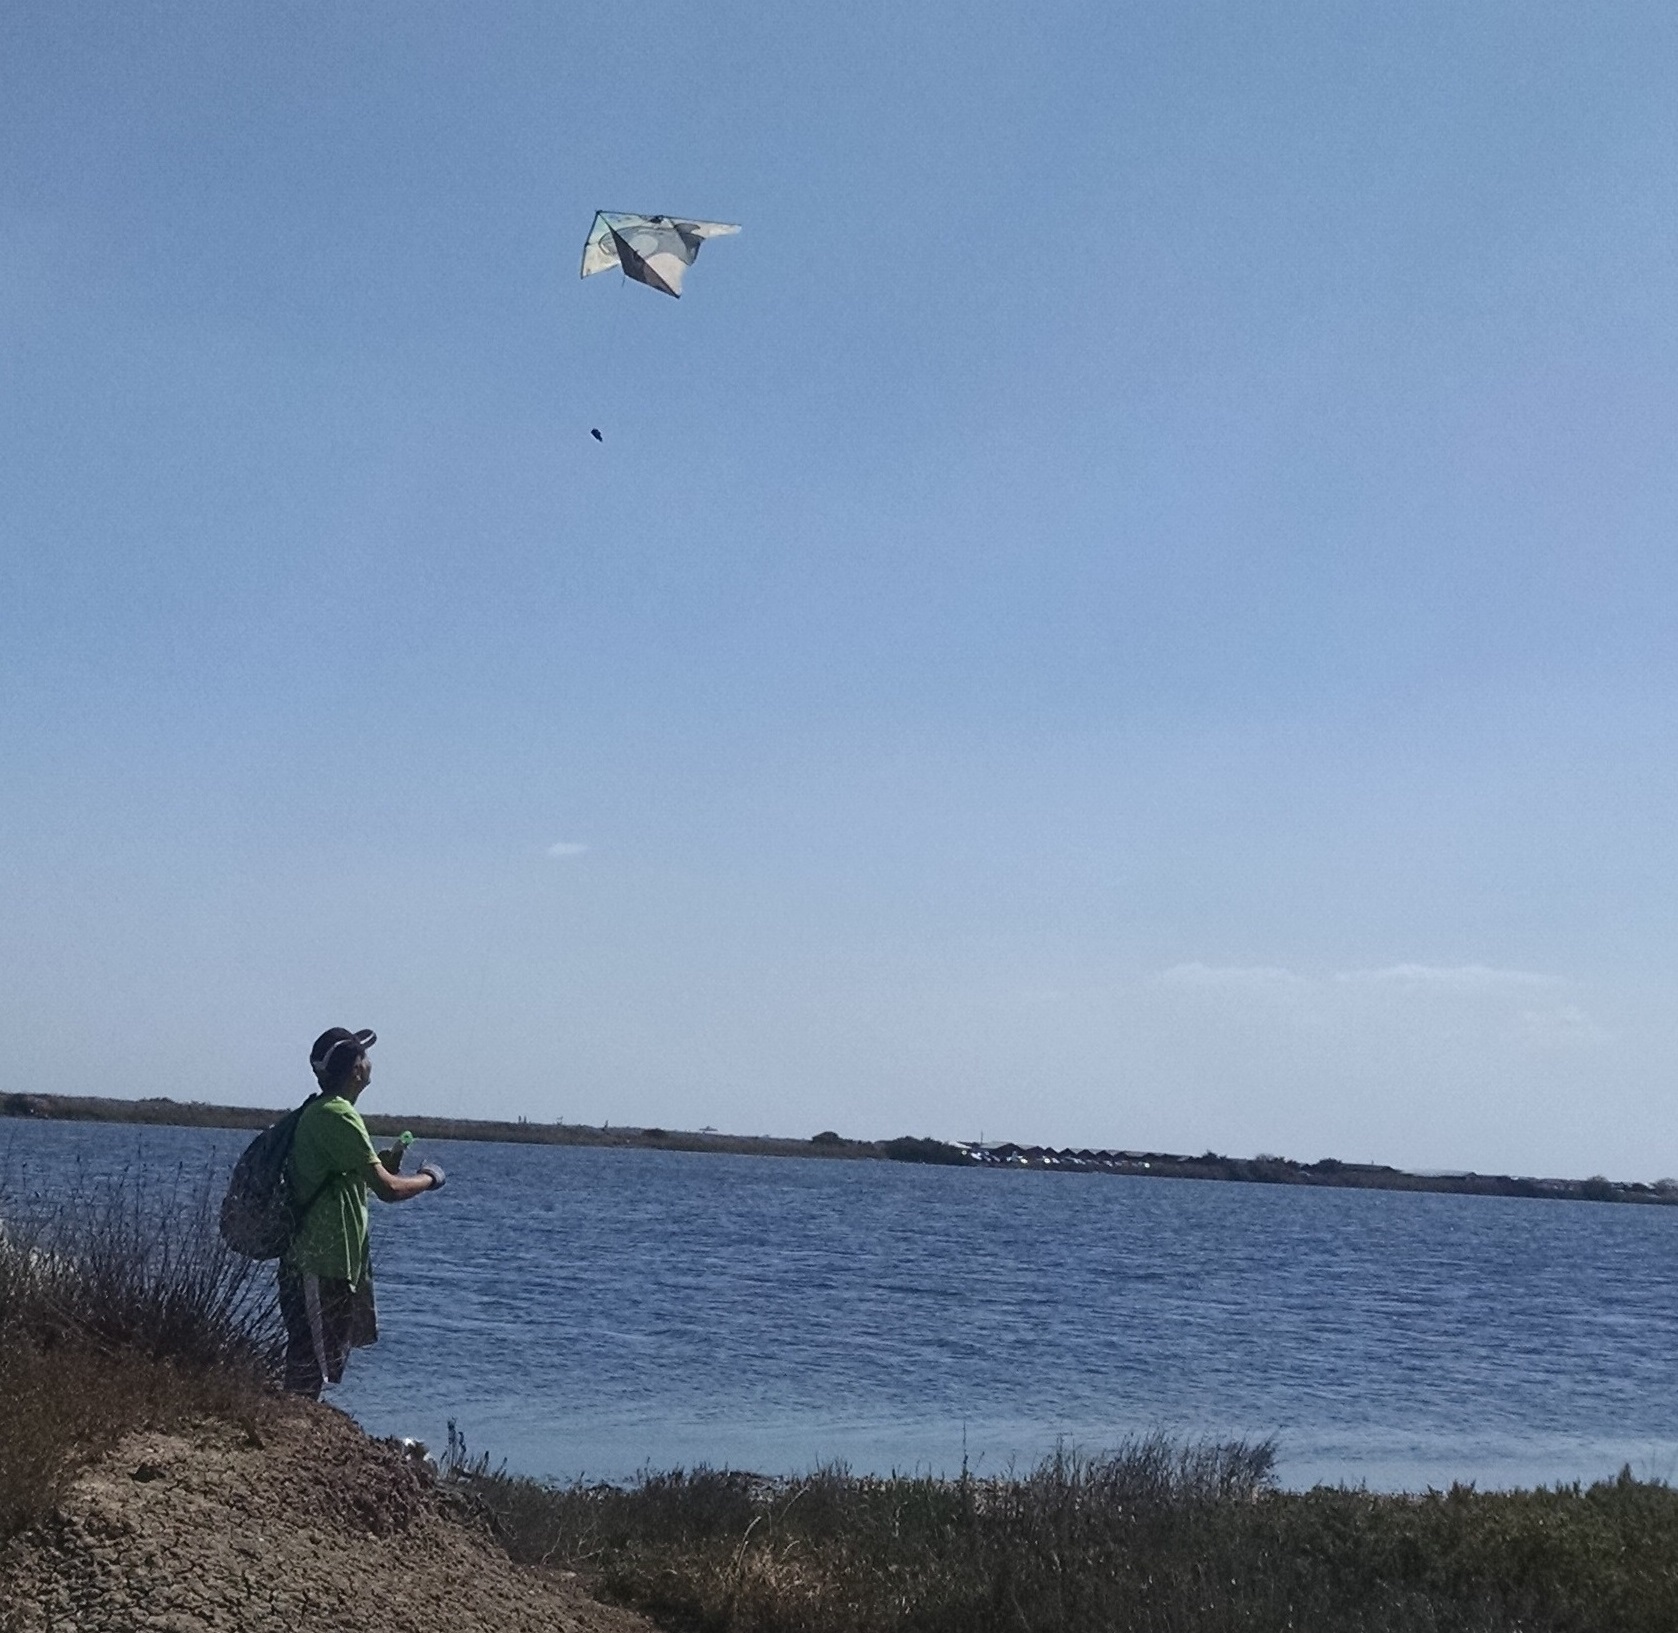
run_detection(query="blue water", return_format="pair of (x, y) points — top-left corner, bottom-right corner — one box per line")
(7, 1118), (1678, 1492)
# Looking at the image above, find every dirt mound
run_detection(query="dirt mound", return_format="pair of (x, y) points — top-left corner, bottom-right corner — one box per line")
(1, 1399), (651, 1633)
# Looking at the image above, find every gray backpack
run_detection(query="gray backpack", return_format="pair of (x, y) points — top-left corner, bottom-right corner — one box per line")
(218, 1097), (323, 1260)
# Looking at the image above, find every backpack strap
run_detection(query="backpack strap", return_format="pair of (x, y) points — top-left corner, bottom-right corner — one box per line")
(285, 1093), (336, 1224)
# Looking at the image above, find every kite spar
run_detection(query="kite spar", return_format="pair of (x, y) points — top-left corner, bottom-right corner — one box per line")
(580, 212), (740, 298)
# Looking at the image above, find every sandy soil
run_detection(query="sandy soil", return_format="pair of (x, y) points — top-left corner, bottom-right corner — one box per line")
(1, 1400), (652, 1633)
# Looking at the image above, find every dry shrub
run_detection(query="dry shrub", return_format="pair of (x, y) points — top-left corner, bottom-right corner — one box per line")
(448, 1435), (1678, 1633)
(0, 1337), (265, 1536)
(0, 1170), (281, 1537)
(449, 1436), (1284, 1632)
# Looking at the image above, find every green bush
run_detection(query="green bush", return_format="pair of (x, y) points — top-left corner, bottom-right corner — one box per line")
(446, 1436), (1678, 1633)
(880, 1136), (969, 1166)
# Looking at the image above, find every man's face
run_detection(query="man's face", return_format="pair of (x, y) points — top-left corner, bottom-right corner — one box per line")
(348, 1051), (372, 1095)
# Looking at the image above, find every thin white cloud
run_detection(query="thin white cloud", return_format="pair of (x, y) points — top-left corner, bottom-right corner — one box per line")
(546, 841), (589, 859)
(1334, 963), (1557, 989)
(1162, 961), (1563, 996)
(1161, 962), (1306, 989)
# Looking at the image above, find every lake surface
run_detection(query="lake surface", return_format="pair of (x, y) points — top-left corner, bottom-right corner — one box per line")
(6, 1117), (1678, 1492)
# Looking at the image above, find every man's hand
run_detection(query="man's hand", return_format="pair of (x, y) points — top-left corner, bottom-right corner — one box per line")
(379, 1142), (406, 1173)
(366, 1157), (441, 1204)
(418, 1160), (446, 1191)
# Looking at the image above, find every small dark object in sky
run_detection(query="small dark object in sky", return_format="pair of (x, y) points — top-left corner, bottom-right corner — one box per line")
(590, 428), (603, 441)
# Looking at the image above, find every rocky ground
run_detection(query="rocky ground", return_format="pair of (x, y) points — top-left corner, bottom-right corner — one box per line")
(0, 1399), (653, 1633)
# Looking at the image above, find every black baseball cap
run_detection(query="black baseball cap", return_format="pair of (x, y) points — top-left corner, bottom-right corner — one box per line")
(309, 1026), (377, 1080)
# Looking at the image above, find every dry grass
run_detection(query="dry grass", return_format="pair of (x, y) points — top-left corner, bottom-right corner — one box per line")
(447, 1432), (1678, 1633)
(0, 1173), (280, 1536)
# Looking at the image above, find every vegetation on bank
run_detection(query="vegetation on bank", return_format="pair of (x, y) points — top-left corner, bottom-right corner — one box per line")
(447, 1436), (1678, 1633)
(8, 1091), (1674, 1206)
(2, 1092), (883, 1163)
(0, 1177), (277, 1537)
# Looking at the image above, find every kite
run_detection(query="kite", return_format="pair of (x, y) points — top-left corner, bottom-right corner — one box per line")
(580, 211), (740, 298)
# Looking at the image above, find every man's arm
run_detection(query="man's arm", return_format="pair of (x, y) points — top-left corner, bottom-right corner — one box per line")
(365, 1158), (440, 1203)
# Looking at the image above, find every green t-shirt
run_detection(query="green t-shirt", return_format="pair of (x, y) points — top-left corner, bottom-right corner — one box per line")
(285, 1095), (378, 1286)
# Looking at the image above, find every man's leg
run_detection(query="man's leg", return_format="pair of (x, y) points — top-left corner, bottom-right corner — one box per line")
(310, 1276), (373, 1385)
(346, 1276), (379, 1352)
(276, 1264), (323, 1398)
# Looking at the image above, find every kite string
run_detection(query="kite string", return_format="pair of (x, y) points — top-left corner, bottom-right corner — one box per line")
(604, 266), (629, 428)
(584, 261), (626, 435)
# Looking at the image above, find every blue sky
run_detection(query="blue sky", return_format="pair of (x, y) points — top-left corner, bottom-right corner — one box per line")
(5, 2), (1678, 1176)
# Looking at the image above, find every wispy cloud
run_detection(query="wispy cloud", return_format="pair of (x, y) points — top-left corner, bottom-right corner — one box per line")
(1164, 961), (1564, 994)
(1334, 963), (1556, 989)
(1155, 958), (1610, 1059)
(546, 841), (589, 859)
(1161, 962), (1306, 989)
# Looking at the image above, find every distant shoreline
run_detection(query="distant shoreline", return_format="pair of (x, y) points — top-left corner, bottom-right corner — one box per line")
(4, 1090), (1672, 1207)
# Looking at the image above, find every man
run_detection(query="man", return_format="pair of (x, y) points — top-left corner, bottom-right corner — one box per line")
(278, 1026), (445, 1398)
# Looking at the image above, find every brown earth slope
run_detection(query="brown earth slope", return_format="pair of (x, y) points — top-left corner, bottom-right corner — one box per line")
(0, 1400), (650, 1633)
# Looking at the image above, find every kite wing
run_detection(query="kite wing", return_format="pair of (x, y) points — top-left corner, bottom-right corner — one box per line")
(580, 211), (740, 297)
